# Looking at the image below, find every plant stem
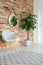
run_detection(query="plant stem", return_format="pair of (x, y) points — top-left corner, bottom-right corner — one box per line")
(27, 31), (29, 40)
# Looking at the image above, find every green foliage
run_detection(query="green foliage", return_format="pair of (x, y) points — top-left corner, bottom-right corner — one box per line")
(19, 12), (37, 31)
(10, 16), (17, 27)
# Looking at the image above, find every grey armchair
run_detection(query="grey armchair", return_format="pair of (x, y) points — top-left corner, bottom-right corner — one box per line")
(2, 30), (19, 42)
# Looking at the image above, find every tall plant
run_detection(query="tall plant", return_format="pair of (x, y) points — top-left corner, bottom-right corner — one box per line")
(19, 12), (37, 40)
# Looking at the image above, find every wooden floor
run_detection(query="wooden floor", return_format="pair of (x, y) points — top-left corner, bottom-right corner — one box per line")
(0, 37), (24, 49)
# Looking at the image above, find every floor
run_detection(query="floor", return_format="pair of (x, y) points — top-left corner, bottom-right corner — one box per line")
(0, 46), (43, 65)
(0, 43), (43, 55)
(0, 42), (43, 65)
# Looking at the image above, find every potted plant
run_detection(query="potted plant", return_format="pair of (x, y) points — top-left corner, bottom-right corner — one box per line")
(19, 12), (37, 46)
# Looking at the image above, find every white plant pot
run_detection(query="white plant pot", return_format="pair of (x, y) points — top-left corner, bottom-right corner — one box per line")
(25, 40), (32, 46)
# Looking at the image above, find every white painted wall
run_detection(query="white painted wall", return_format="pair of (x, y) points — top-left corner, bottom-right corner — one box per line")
(33, 0), (43, 43)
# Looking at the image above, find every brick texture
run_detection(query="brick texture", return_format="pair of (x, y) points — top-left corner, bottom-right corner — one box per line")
(0, 0), (33, 44)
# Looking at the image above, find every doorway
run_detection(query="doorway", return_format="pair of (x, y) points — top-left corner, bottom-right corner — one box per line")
(38, 10), (43, 44)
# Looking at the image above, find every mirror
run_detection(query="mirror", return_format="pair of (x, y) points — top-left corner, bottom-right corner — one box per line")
(8, 8), (17, 27)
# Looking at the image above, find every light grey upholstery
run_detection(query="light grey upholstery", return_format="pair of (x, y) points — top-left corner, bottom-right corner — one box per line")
(2, 30), (19, 42)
